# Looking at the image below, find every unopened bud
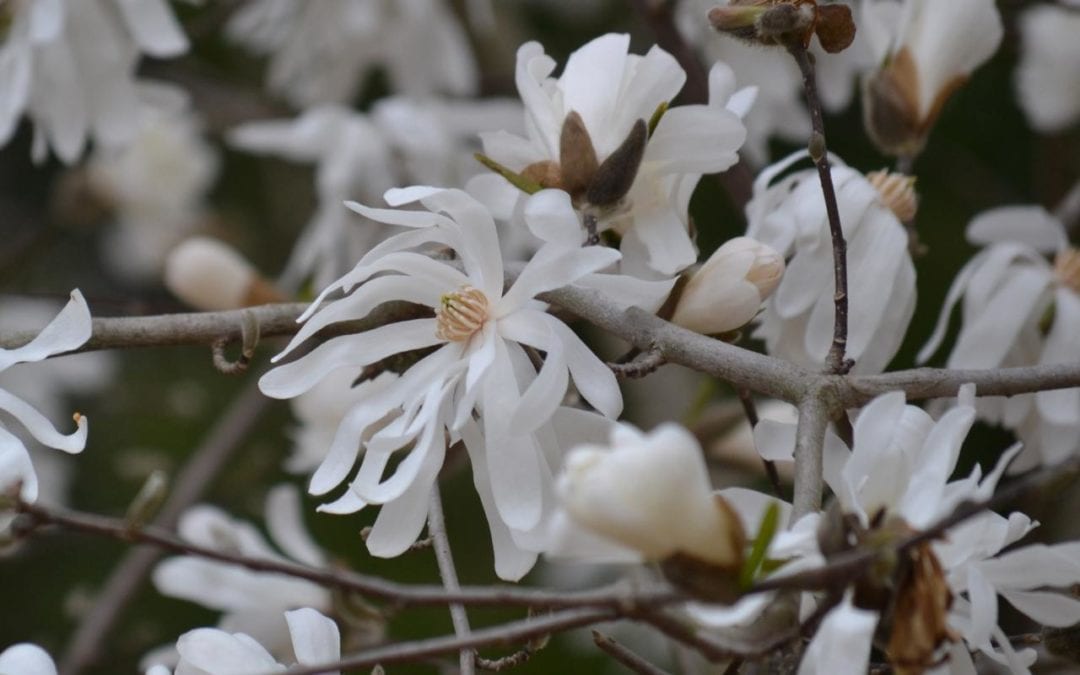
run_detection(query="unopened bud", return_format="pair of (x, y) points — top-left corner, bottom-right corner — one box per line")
(709, 1), (836, 50)
(165, 237), (284, 311)
(867, 170), (919, 222)
(671, 237), (784, 336)
(557, 424), (746, 570)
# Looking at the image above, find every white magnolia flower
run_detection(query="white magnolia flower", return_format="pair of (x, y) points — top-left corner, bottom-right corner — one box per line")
(748, 152), (916, 374)
(810, 386), (1080, 673)
(89, 100), (219, 283)
(1015, 2), (1080, 133)
(670, 236), (784, 335)
(0, 291), (91, 512)
(0, 643), (58, 675)
(151, 486), (331, 662)
(156, 607), (340, 675)
(919, 207), (1080, 468)
(0, 0), (188, 163)
(259, 188), (623, 577)
(229, 105), (397, 290)
(556, 423), (744, 567)
(226, 0), (477, 108)
(797, 592), (878, 675)
(468, 33), (748, 276)
(861, 0), (1003, 156)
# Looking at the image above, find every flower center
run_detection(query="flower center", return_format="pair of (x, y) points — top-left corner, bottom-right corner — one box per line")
(867, 170), (918, 222)
(435, 286), (490, 342)
(1054, 248), (1080, 295)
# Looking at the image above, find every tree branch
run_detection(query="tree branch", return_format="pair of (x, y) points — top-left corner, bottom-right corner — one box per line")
(787, 44), (850, 375)
(12, 497), (680, 611)
(428, 484), (475, 675)
(276, 607), (618, 674)
(593, 630), (674, 675)
(841, 363), (1080, 407)
(791, 394), (828, 519)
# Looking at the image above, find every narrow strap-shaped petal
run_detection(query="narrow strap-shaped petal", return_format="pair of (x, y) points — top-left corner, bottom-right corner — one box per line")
(112, 0), (188, 57)
(0, 387), (86, 453)
(419, 189), (505, 299)
(0, 289), (91, 371)
(265, 485), (325, 567)
(498, 244), (620, 315)
(540, 312), (622, 419)
(176, 628), (282, 672)
(365, 437), (446, 558)
(259, 319), (441, 399)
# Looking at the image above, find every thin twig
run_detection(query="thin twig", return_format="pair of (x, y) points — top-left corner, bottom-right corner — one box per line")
(608, 345), (667, 379)
(428, 484), (476, 675)
(593, 630), (674, 675)
(736, 388), (784, 499)
(59, 377), (272, 675)
(274, 608), (618, 675)
(475, 647), (534, 671)
(787, 44), (850, 375)
(12, 496), (682, 610)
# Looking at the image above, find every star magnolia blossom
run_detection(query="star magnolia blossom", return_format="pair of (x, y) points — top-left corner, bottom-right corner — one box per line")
(226, 0), (477, 108)
(919, 207), (1080, 469)
(468, 33), (748, 276)
(0, 291), (91, 511)
(0, 0), (189, 163)
(151, 486), (332, 662)
(259, 188), (623, 576)
(747, 152), (915, 374)
(1015, 1), (1080, 133)
(150, 607), (341, 675)
(861, 0), (1003, 156)
(799, 386), (1080, 673)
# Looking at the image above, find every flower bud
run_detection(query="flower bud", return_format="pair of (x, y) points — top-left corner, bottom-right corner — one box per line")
(164, 237), (284, 311)
(670, 237), (784, 335)
(557, 423), (745, 569)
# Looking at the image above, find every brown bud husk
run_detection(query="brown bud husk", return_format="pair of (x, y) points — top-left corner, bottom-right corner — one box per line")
(886, 542), (957, 675)
(814, 4), (856, 53)
(587, 119), (647, 207)
(559, 111), (599, 198)
(657, 494), (747, 604)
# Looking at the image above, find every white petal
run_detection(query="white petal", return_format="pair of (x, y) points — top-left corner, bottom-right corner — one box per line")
(947, 267), (1051, 369)
(797, 594), (877, 675)
(175, 628), (282, 673)
(1035, 288), (1080, 425)
(540, 313), (622, 419)
(265, 485), (325, 568)
(0, 290), (91, 371)
(0, 387), (87, 453)
(113, 0), (189, 57)
(497, 244), (620, 315)
(0, 644), (58, 675)
(646, 105), (745, 174)
(365, 438), (445, 558)
(259, 319), (442, 399)
(523, 189), (584, 247)
(1001, 590), (1080, 628)
(557, 34), (632, 153)
(966, 206), (1066, 253)
(285, 608), (340, 667)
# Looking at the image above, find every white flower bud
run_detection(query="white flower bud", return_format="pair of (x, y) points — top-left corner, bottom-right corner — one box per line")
(164, 237), (283, 311)
(556, 423), (744, 568)
(670, 237), (784, 335)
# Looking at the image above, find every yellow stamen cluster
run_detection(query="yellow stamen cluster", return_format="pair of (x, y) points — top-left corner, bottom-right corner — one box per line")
(867, 170), (919, 222)
(435, 286), (490, 342)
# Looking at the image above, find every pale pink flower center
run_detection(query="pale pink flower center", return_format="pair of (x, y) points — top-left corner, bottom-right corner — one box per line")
(435, 286), (490, 342)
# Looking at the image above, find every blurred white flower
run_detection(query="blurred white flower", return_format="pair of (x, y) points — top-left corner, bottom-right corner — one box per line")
(89, 101), (219, 283)
(748, 152), (916, 374)
(227, 0), (477, 108)
(259, 188), (622, 576)
(556, 422), (744, 568)
(797, 593), (877, 675)
(154, 607), (340, 675)
(1015, 2), (1080, 133)
(0, 643), (57, 675)
(0, 0), (188, 163)
(861, 0), (1003, 156)
(229, 105), (396, 291)
(671, 236), (784, 335)
(0, 291), (91, 513)
(468, 33), (747, 276)
(151, 486), (332, 664)
(919, 206), (1080, 469)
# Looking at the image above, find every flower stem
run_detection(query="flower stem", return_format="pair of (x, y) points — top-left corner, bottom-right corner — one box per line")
(787, 44), (851, 374)
(428, 484), (475, 675)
